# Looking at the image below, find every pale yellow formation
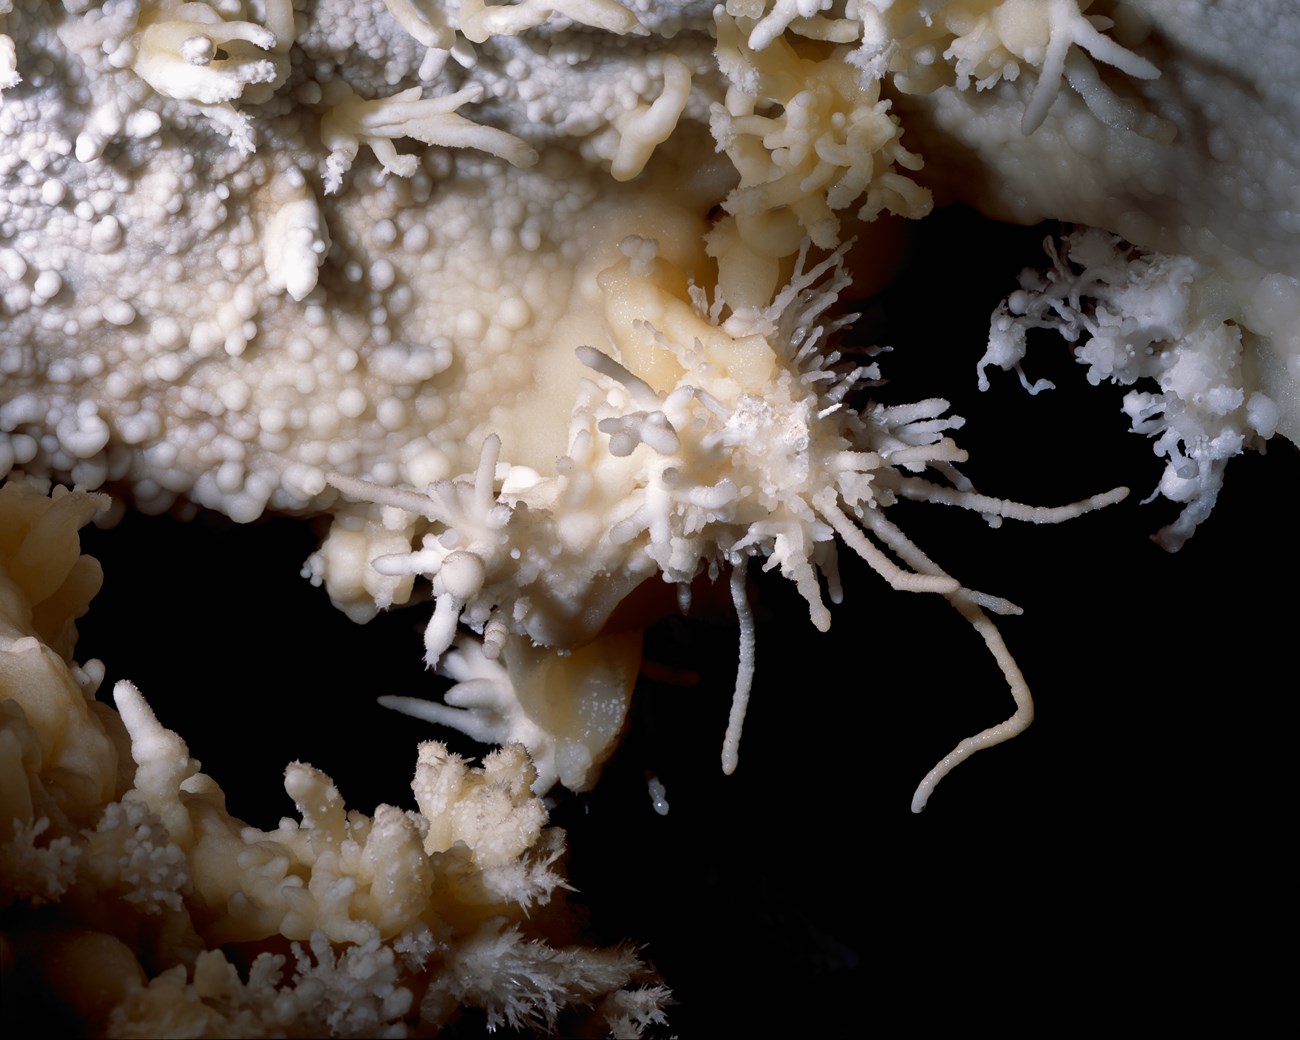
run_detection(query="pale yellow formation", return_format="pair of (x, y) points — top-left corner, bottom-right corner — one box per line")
(3, 0), (1286, 819)
(319, 82), (540, 195)
(0, 480), (668, 1035)
(2, 19), (1299, 1030)
(0, 0), (18, 90)
(127, 1), (294, 151)
(0, 480), (116, 838)
(709, 6), (933, 307)
(458, 0), (646, 43)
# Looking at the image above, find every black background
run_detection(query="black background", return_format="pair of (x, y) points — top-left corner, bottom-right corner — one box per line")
(76, 206), (1293, 1035)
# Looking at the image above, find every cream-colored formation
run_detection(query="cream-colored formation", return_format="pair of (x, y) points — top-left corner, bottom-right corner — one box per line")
(2, 2), (1297, 1029)
(0, 478), (668, 1036)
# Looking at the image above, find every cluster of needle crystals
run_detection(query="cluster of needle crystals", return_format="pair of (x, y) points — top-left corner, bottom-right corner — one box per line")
(19, 0), (1295, 1033)
(0, 1), (1183, 848)
(334, 236), (1126, 808)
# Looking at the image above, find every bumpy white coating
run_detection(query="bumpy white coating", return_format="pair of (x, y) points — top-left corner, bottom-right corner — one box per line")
(1, 1), (1296, 815)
